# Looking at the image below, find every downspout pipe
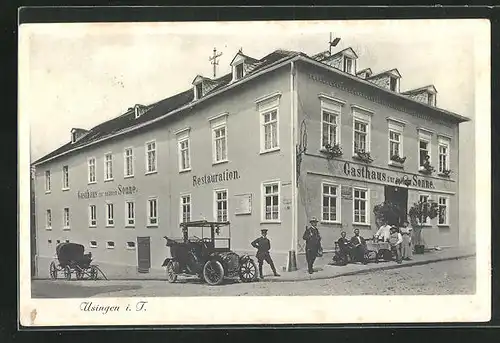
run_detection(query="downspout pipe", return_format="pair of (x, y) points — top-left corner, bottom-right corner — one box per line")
(288, 61), (298, 272)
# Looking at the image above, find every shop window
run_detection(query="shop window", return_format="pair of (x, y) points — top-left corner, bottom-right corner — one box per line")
(438, 196), (449, 226)
(322, 183), (340, 223)
(215, 189), (228, 222)
(180, 195), (191, 223)
(353, 188), (369, 224)
(262, 181), (280, 222)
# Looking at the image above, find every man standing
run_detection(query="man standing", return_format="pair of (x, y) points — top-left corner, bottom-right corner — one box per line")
(375, 219), (392, 242)
(388, 226), (403, 264)
(350, 228), (368, 264)
(251, 229), (280, 279)
(303, 217), (322, 274)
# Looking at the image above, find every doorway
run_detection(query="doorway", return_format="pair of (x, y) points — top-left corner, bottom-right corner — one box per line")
(384, 185), (408, 226)
(137, 236), (151, 273)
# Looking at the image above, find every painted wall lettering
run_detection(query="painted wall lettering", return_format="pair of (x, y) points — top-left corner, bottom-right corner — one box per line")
(77, 184), (138, 199)
(193, 169), (240, 187)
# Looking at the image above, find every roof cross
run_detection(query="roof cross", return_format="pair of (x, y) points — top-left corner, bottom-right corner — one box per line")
(209, 47), (223, 78)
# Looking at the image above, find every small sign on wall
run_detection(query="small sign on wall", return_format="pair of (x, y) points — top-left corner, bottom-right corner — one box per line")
(234, 193), (252, 215)
(341, 185), (353, 200)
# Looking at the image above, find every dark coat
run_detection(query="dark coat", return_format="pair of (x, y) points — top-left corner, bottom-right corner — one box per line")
(303, 226), (321, 250)
(350, 235), (366, 247)
(337, 237), (351, 251)
(251, 236), (271, 253)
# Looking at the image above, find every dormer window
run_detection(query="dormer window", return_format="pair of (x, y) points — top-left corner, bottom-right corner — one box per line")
(134, 104), (146, 119)
(390, 77), (399, 92)
(71, 132), (78, 143)
(70, 128), (88, 144)
(344, 57), (354, 74)
(235, 63), (244, 80)
(195, 83), (203, 100)
(230, 50), (255, 83)
(428, 93), (436, 106)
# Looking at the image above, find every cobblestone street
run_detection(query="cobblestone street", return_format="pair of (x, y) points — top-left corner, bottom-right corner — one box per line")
(32, 257), (476, 298)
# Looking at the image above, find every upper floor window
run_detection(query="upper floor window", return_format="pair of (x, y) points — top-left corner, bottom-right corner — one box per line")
(262, 181), (280, 222)
(235, 63), (244, 80)
(106, 203), (114, 227)
(88, 157), (96, 184)
(195, 83), (203, 100)
(62, 165), (69, 190)
(46, 209), (52, 230)
(352, 107), (372, 155)
(390, 77), (398, 92)
(104, 153), (113, 181)
(180, 194), (191, 223)
(125, 201), (135, 227)
(209, 113), (228, 164)
(45, 170), (51, 192)
(63, 207), (70, 229)
(418, 130), (433, 168)
(148, 197), (158, 226)
(145, 141), (157, 174)
(89, 204), (96, 227)
(343, 57), (354, 74)
(438, 136), (450, 173)
(215, 189), (228, 222)
(428, 93), (436, 106)
(256, 93), (281, 154)
(320, 97), (344, 148)
(124, 147), (134, 178)
(389, 130), (401, 158)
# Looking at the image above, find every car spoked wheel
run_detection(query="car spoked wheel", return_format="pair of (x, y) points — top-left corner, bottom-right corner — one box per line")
(64, 266), (72, 281)
(165, 261), (178, 283)
(49, 261), (58, 280)
(239, 259), (258, 282)
(203, 260), (224, 285)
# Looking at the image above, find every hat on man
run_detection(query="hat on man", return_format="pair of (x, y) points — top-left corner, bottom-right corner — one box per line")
(310, 216), (319, 223)
(261, 228), (268, 233)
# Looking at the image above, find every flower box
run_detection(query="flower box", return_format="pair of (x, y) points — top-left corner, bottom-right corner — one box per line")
(353, 150), (373, 163)
(418, 164), (435, 175)
(438, 169), (452, 177)
(321, 143), (343, 159)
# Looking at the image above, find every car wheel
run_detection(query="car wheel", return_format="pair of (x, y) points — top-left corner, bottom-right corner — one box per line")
(165, 261), (178, 283)
(64, 266), (72, 281)
(203, 260), (224, 285)
(239, 258), (258, 282)
(49, 261), (58, 280)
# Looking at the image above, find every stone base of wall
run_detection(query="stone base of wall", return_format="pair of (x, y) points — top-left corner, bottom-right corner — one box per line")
(35, 252), (290, 280)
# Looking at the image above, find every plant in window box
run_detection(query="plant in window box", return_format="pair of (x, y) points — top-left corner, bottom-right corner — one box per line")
(418, 155), (435, 175)
(354, 149), (373, 163)
(389, 154), (406, 167)
(408, 200), (438, 254)
(438, 169), (452, 177)
(322, 143), (343, 159)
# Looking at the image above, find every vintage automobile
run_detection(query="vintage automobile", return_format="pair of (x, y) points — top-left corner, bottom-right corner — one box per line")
(162, 220), (259, 285)
(49, 242), (107, 281)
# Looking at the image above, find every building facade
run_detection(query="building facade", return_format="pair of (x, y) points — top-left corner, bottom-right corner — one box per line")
(33, 46), (470, 278)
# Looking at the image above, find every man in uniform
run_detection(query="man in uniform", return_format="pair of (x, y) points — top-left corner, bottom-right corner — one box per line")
(303, 217), (322, 274)
(251, 229), (280, 279)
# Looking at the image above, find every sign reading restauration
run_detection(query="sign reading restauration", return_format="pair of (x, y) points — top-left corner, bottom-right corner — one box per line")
(193, 169), (240, 187)
(77, 184), (138, 199)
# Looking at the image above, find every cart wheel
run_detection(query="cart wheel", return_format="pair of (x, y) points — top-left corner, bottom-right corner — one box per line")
(203, 260), (224, 285)
(75, 269), (84, 280)
(238, 259), (258, 282)
(90, 266), (98, 280)
(165, 261), (177, 283)
(49, 261), (58, 280)
(64, 266), (72, 281)
(365, 250), (377, 261)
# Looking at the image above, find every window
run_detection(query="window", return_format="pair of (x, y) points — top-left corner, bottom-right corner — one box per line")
(104, 153), (113, 181)
(390, 77), (398, 91)
(178, 138), (191, 171)
(322, 184), (339, 222)
(48, 239), (52, 244)
(106, 203), (114, 226)
(262, 110), (278, 151)
(438, 137), (450, 173)
(215, 190), (228, 222)
(419, 195), (430, 225)
(125, 201), (135, 227)
(343, 57), (353, 74)
(428, 93), (436, 106)
(180, 195), (191, 223)
(438, 196), (449, 225)
(353, 188), (368, 224)
(62, 166), (69, 189)
(213, 126), (227, 163)
(89, 241), (98, 248)
(63, 207), (70, 229)
(235, 63), (244, 80)
(195, 83), (203, 99)
(354, 120), (368, 153)
(419, 140), (430, 167)
(322, 110), (339, 147)
(145, 141), (157, 173)
(46, 209), (52, 230)
(88, 157), (96, 183)
(89, 205), (96, 227)
(124, 148), (134, 177)
(106, 241), (115, 249)
(126, 241), (136, 250)
(45, 170), (51, 192)
(263, 182), (280, 221)
(389, 130), (401, 158)
(148, 198), (158, 226)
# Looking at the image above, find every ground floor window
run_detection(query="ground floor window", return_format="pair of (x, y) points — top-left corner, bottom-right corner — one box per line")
(263, 181), (280, 221)
(126, 201), (135, 227)
(46, 209), (52, 230)
(438, 196), (449, 225)
(106, 203), (114, 226)
(89, 205), (96, 227)
(322, 183), (339, 222)
(148, 198), (158, 226)
(215, 189), (228, 222)
(63, 207), (70, 229)
(419, 194), (431, 225)
(181, 195), (191, 223)
(353, 188), (368, 224)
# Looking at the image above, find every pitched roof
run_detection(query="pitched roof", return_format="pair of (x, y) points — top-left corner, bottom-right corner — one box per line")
(401, 85), (438, 95)
(367, 68), (402, 80)
(356, 68), (373, 76)
(330, 47), (358, 59)
(33, 49), (300, 166)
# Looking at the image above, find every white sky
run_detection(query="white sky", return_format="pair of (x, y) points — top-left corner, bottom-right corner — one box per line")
(22, 20), (479, 161)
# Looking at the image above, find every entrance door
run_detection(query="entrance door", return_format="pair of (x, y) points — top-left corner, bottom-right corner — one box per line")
(384, 186), (408, 226)
(137, 236), (151, 273)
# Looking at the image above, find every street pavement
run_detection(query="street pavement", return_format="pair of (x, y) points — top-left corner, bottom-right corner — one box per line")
(32, 256), (476, 298)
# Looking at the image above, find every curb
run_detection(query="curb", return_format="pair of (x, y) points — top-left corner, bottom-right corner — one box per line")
(259, 253), (476, 283)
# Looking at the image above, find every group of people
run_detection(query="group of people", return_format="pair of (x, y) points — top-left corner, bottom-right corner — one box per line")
(250, 216), (414, 278)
